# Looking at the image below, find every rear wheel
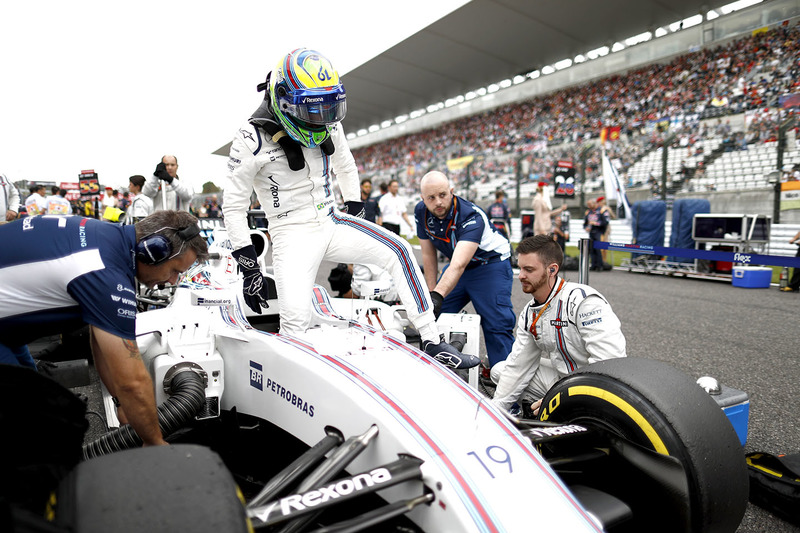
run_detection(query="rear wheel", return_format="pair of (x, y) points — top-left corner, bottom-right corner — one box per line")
(538, 357), (747, 533)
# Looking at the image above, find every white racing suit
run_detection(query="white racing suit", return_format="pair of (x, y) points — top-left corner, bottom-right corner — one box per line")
(491, 277), (627, 411)
(223, 121), (437, 337)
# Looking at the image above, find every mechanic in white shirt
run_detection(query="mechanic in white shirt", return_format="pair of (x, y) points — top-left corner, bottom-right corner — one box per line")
(491, 235), (627, 414)
(124, 175), (154, 224)
(0, 173), (20, 222)
(378, 179), (412, 236)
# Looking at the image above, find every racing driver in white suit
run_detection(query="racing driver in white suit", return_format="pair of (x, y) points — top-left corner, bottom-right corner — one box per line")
(222, 48), (477, 369)
(491, 235), (626, 414)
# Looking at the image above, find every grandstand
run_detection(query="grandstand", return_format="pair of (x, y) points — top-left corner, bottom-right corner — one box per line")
(345, 0), (800, 223)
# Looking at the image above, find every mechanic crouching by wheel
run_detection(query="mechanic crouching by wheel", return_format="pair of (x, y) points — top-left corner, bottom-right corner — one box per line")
(491, 235), (626, 416)
(0, 210), (209, 446)
(221, 48), (476, 370)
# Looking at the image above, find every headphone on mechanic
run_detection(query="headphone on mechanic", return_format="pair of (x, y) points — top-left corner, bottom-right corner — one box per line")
(135, 225), (201, 265)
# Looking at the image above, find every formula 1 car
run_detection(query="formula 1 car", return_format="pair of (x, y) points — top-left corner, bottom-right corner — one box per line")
(3, 226), (748, 533)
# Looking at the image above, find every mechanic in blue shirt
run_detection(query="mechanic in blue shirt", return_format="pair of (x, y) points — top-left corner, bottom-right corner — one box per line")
(0, 210), (208, 447)
(415, 171), (516, 368)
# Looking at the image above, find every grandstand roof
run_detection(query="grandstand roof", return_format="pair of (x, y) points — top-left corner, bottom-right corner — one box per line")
(340, 0), (717, 135)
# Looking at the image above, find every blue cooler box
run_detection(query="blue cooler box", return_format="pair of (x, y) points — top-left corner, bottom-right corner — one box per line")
(732, 266), (771, 288)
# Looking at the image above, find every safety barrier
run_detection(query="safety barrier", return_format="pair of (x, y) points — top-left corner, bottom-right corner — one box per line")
(592, 241), (800, 269)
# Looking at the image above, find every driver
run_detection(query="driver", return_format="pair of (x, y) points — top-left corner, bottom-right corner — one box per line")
(221, 48), (476, 369)
(491, 235), (626, 415)
(0, 210), (209, 446)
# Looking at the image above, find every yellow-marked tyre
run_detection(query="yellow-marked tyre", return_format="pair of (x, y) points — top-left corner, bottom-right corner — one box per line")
(538, 357), (747, 533)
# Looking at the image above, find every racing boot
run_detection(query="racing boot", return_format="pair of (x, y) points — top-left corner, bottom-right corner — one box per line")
(422, 335), (480, 370)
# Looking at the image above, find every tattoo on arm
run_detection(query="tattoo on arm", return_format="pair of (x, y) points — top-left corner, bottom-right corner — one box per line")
(122, 339), (141, 360)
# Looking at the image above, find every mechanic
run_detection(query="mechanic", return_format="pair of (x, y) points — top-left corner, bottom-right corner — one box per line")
(0, 210), (209, 446)
(415, 171), (516, 368)
(491, 235), (626, 414)
(143, 155), (193, 211)
(221, 48), (476, 370)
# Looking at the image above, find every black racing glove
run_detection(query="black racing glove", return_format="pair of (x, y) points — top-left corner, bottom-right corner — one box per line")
(343, 201), (365, 218)
(430, 290), (444, 318)
(154, 162), (174, 184)
(231, 245), (270, 314)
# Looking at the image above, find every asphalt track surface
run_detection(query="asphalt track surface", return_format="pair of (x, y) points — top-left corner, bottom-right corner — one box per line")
(68, 252), (799, 532)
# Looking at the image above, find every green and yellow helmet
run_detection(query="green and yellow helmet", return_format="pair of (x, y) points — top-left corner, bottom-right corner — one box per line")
(269, 48), (347, 148)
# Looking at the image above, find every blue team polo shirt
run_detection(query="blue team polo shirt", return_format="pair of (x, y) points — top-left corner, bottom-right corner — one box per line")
(414, 196), (510, 267)
(0, 216), (139, 347)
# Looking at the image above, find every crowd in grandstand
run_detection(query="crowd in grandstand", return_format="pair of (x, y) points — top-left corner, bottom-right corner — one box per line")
(352, 21), (800, 200)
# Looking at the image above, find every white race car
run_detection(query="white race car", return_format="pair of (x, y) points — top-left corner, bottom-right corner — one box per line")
(17, 226), (748, 533)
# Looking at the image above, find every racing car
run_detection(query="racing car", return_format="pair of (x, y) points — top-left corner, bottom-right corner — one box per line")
(4, 226), (748, 533)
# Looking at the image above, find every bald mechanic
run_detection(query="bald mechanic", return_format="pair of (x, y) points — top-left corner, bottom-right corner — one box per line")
(0, 210), (208, 446)
(415, 171), (516, 368)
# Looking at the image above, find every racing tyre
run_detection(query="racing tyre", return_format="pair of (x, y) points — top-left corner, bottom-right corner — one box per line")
(537, 357), (747, 533)
(54, 444), (250, 533)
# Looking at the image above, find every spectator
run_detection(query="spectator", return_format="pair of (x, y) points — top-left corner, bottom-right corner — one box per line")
(491, 235), (626, 415)
(221, 48), (474, 370)
(24, 184), (47, 216)
(378, 179), (412, 236)
(143, 155), (193, 211)
(124, 175), (153, 224)
(780, 229), (800, 292)
(45, 188), (72, 215)
(552, 215), (569, 251)
(583, 199), (610, 271)
(487, 190), (511, 239)
(596, 196), (615, 262)
(360, 178), (381, 224)
(0, 173), (20, 222)
(0, 210), (208, 445)
(416, 171), (515, 368)
(532, 182), (566, 235)
(102, 187), (118, 210)
(119, 191), (131, 212)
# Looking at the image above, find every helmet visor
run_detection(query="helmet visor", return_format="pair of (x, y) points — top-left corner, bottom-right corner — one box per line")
(278, 85), (347, 125)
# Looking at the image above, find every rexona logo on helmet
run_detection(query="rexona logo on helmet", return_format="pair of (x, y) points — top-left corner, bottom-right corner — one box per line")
(269, 48), (347, 148)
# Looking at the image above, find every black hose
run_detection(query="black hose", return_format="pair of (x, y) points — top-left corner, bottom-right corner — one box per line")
(449, 332), (467, 352)
(82, 370), (206, 460)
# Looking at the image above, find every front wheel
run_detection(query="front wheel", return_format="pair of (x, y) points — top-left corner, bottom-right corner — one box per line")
(538, 357), (747, 533)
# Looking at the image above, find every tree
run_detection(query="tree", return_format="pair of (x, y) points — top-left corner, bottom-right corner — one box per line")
(202, 181), (221, 194)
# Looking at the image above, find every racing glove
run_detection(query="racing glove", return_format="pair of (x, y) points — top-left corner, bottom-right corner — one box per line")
(430, 290), (444, 318)
(231, 245), (270, 314)
(343, 201), (365, 218)
(154, 162), (174, 184)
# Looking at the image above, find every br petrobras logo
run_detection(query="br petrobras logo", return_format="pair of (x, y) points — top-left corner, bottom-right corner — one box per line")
(250, 360), (263, 391)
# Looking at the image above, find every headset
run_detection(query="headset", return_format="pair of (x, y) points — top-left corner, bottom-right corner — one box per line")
(135, 225), (201, 265)
(550, 267), (556, 274)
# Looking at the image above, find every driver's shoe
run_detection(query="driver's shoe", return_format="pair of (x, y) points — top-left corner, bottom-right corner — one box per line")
(422, 335), (480, 369)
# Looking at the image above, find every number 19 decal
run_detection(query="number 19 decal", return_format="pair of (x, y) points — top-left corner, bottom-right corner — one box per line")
(467, 446), (512, 478)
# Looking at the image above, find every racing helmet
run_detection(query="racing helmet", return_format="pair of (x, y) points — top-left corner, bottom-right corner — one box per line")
(269, 48), (347, 148)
